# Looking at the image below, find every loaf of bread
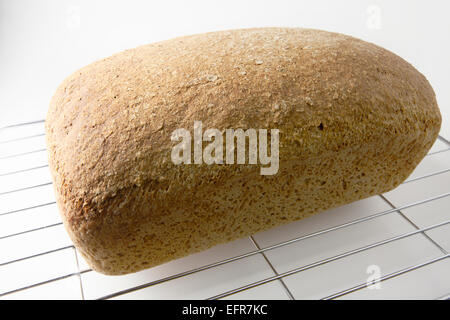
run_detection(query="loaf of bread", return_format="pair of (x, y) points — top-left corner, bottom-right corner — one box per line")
(46, 28), (441, 275)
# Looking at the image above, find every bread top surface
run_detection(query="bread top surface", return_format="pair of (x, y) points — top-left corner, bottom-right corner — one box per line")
(46, 28), (441, 226)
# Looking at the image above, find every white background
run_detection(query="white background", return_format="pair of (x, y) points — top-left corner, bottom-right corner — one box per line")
(0, 0), (449, 138)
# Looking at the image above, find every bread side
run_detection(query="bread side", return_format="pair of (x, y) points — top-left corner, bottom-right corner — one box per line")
(46, 28), (441, 275)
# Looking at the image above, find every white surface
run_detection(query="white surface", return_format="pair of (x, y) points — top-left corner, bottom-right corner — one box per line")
(0, 121), (449, 299)
(0, 0), (449, 138)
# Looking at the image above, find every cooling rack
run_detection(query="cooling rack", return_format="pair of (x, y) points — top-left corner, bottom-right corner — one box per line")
(0, 119), (449, 300)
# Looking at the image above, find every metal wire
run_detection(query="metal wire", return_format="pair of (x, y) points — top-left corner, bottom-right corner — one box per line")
(0, 222), (63, 240)
(206, 221), (450, 300)
(436, 292), (450, 300)
(0, 269), (91, 297)
(0, 245), (74, 267)
(322, 253), (450, 300)
(3, 192), (449, 268)
(0, 133), (46, 144)
(0, 201), (56, 217)
(379, 194), (448, 255)
(0, 119), (45, 130)
(403, 168), (450, 185)
(0, 165), (49, 177)
(1, 119), (449, 300)
(0, 182), (53, 196)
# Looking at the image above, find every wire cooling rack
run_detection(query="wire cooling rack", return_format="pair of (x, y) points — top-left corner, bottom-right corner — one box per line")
(0, 119), (449, 300)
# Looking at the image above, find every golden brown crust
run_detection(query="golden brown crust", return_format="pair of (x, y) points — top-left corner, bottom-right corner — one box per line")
(46, 28), (441, 275)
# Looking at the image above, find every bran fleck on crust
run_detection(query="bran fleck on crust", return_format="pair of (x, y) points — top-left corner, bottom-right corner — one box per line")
(46, 28), (441, 275)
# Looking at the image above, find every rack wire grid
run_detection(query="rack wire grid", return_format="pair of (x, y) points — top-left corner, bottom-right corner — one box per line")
(0, 119), (449, 300)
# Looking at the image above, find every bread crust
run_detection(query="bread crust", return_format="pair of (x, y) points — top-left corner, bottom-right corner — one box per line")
(46, 28), (441, 275)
